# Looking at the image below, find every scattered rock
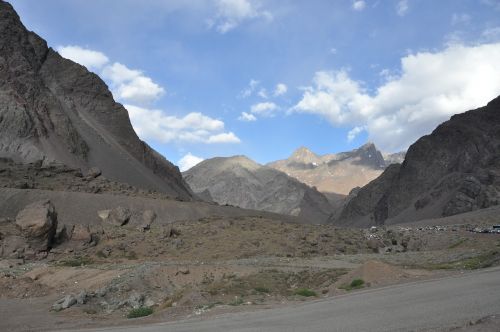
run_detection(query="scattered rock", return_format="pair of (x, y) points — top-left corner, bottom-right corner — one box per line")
(15, 200), (57, 251)
(163, 224), (181, 238)
(97, 210), (111, 222)
(86, 167), (102, 179)
(100, 206), (131, 226)
(76, 290), (88, 305)
(138, 210), (156, 232)
(52, 294), (77, 311)
(176, 268), (190, 275)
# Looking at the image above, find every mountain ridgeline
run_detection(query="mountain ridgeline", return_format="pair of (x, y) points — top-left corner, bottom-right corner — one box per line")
(0, 1), (193, 200)
(268, 143), (405, 195)
(336, 95), (500, 227)
(183, 156), (336, 224)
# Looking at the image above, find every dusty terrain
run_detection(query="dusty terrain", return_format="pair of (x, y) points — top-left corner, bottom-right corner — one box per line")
(1, 209), (499, 331)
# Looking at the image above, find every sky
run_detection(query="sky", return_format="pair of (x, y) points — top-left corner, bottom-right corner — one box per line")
(9, 0), (500, 170)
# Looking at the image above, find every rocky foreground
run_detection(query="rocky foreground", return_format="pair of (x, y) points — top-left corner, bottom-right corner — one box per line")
(1, 197), (499, 331)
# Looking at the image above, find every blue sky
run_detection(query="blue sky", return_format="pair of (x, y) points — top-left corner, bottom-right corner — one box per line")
(9, 0), (500, 170)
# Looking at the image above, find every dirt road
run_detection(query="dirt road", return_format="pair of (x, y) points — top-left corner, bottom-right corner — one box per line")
(63, 267), (500, 332)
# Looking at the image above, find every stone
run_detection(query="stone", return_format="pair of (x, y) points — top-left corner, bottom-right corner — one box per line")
(76, 290), (88, 305)
(163, 224), (181, 238)
(138, 210), (156, 231)
(97, 210), (111, 221)
(52, 294), (77, 311)
(15, 200), (57, 251)
(86, 167), (102, 178)
(101, 206), (131, 226)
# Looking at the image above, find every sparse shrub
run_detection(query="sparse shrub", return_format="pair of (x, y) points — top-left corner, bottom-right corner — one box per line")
(294, 288), (317, 297)
(228, 296), (244, 306)
(339, 278), (365, 291)
(127, 307), (153, 319)
(350, 279), (364, 288)
(254, 286), (270, 293)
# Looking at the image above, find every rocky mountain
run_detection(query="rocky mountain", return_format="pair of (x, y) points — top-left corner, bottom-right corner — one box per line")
(183, 156), (336, 224)
(0, 1), (192, 200)
(337, 95), (500, 227)
(268, 143), (404, 196)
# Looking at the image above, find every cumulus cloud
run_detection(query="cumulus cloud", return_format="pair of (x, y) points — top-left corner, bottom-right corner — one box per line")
(251, 102), (279, 117)
(238, 112), (257, 121)
(207, 132), (241, 143)
(208, 0), (273, 33)
(274, 83), (288, 96)
(178, 153), (204, 171)
(258, 88), (268, 99)
(347, 126), (365, 142)
(240, 79), (260, 98)
(57, 45), (109, 70)
(396, 0), (409, 16)
(102, 63), (165, 105)
(352, 1), (366, 11)
(292, 43), (500, 151)
(126, 104), (240, 144)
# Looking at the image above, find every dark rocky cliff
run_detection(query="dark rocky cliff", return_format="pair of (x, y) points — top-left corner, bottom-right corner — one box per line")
(0, 1), (193, 200)
(337, 95), (500, 226)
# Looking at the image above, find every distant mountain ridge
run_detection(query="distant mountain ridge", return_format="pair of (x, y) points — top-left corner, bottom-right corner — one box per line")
(336, 95), (500, 227)
(0, 1), (193, 200)
(268, 143), (405, 195)
(183, 156), (336, 224)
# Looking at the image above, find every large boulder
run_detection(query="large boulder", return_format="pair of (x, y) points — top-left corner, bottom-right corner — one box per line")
(98, 206), (131, 226)
(15, 200), (57, 251)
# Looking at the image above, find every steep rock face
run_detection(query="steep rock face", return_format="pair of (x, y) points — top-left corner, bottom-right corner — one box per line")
(268, 143), (401, 195)
(0, 1), (192, 200)
(183, 156), (335, 224)
(337, 96), (500, 226)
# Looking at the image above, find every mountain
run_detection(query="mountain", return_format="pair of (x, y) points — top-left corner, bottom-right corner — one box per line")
(183, 156), (336, 224)
(268, 143), (404, 196)
(336, 95), (500, 227)
(0, 1), (192, 200)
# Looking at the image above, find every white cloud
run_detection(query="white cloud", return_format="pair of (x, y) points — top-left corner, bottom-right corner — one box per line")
(274, 83), (288, 96)
(238, 112), (257, 121)
(126, 104), (240, 144)
(352, 1), (366, 11)
(102, 62), (165, 105)
(57, 45), (109, 70)
(482, 27), (500, 42)
(330, 48), (338, 55)
(292, 43), (500, 151)
(396, 0), (409, 16)
(251, 102), (279, 117)
(451, 13), (471, 25)
(209, 0), (273, 34)
(178, 153), (204, 171)
(481, 0), (500, 10)
(258, 88), (268, 99)
(347, 126), (365, 142)
(207, 132), (241, 143)
(240, 79), (260, 98)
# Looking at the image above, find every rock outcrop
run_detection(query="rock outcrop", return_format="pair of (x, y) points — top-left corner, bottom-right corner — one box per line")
(337, 95), (500, 226)
(0, 1), (192, 200)
(183, 156), (335, 224)
(268, 143), (405, 196)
